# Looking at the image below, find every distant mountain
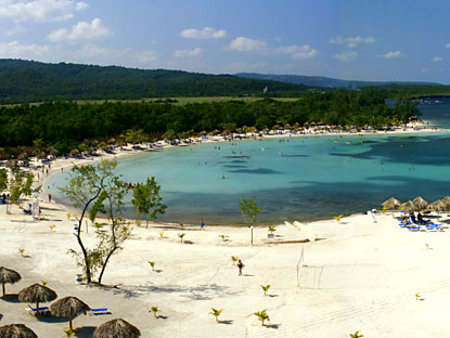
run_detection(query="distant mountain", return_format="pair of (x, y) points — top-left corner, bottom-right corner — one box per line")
(0, 59), (309, 104)
(235, 73), (440, 89)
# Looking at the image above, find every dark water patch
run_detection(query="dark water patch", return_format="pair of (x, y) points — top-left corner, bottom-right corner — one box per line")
(222, 164), (248, 168)
(280, 154), (310, 158)
(222, 155), (250, 159)
(227, 168), (282, 174)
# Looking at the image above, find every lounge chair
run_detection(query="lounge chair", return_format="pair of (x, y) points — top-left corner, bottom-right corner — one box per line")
(89, 308), (111, 316)
(26, 305), (50, 316)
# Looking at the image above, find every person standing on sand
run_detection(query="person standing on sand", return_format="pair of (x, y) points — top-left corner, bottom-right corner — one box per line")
(48, 194), (52, 203)
(237, 260), (244, 276)
(200, 219), (205, 230)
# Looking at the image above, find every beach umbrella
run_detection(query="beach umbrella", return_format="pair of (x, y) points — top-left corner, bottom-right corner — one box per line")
(412, 196), (429, 211)
(93, 318), (141, 338)
(427, 199), (447, 212)
(381, 197), (402, 210)
(0, 324), (38, 338)
(50, 296), (90, 331)
(18, 283), (57, 315)
(400, 200), (415, 212)
(0, 267), (21, 297)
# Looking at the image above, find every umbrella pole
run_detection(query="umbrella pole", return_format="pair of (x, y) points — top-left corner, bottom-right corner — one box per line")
(1, 281), (5, 297)
(69, 317), (73, 331)
(36, 301), (40, 315)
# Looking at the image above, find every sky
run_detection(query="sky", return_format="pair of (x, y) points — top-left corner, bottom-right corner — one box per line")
(0, 0), (449, 83)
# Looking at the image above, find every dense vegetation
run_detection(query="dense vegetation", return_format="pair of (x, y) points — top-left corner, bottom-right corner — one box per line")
(0, 59), (309, 104)
(0, 88), (418, 158)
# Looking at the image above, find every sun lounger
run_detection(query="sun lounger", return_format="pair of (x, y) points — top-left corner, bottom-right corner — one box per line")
(89, 308), (111, 316)
(26, 305), (50, 316)
(407, 226), (421, 231)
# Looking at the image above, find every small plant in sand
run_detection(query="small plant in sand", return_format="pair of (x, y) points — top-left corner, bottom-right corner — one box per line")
(148, 261), (156, 271)
(349, 331), (364, 338)
(231, 256), (239, 265)
(219, 234), (229, 242)
(92, 222), (104, 233)
(260, 284), (271, 296)
(63, 328), (76, 337)
(42, 280), (48, 286)
(18, 248), (25, 257)
(209, 308), (223, 323)
(149, 306), (160, 318)
(415, 292), (424, 301)
(66, 213), (72, 220)
(178, 233), (185, 243)
(268, 226), (276, 233)
(179, 222), (184, 229)
(159, 231), (165, 238)
(49, 225), (56, 231)
(334, 214), (344, 223)
(254, 309), (270, 326)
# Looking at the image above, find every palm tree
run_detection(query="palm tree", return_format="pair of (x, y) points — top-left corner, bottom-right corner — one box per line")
(268, 226), (276, 233)
(231, 256), (239, 265)
(260, 284), (271, 296)
(349, 331), (364, 338)
(254, 309), (270, 326)
(334, 214), (343, 223)
(209, 308), (223, 322)
(178, 233), (185, 243)
(148, 261), (156, 271)
(149, 306), (159, 318)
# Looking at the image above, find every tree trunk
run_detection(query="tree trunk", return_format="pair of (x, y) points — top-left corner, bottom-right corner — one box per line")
(97, 247), (118, 285)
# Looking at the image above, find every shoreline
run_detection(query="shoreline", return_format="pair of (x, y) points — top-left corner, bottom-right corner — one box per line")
(4, 120), (449, 226)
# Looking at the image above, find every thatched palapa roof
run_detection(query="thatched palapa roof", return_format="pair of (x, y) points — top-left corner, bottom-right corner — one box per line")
(94, 318), (141, 338)
(50, 296), (90, 331)
(0, 267), (21, 297)
(0, 323), (38, 338)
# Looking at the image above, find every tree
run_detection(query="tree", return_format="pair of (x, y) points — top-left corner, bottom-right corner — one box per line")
(60, 160), (116, 284)
(260, 284), (271, 296)
(239, 196), (262, 226)
(253, 309), (270, 326)
(209, 308), (223, 323)
(0, 168), (7, 191)
(131, 177), (166, 228)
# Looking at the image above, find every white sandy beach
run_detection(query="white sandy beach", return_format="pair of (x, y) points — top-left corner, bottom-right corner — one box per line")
(1, 200), (450, 337)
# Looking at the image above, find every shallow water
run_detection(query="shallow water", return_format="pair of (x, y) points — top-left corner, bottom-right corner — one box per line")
(48, 103), (450, 224)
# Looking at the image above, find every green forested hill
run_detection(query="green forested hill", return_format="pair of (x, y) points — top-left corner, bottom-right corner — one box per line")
(0, 59), (309, 104)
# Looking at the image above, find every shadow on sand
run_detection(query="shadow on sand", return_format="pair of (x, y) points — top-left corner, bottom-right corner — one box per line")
(1, 294), (20, 303)
(75, 326), (96, 338)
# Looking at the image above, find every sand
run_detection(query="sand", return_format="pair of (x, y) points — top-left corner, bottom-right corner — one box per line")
(1, 201), (450, 337)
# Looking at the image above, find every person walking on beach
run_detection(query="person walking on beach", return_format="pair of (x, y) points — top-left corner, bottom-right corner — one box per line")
(237, 260), (244, 276)
(200, 219), (205, 230)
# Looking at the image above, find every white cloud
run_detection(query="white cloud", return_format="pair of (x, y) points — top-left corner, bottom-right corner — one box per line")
(379, 50), (403, 59)
(181, 27), (227, 39)
(0, 0), (87, 22)
(334, 50), (358, 62)
(0, 40), (158, 67)
(48, 18), (111, 42)
(173, 48), (202, 58)
(229, 37), (267, 52)
(277, 44), (318, 59)
(446, 43), (450, 49)
(432, 57), (442, 62)
(330, 36), (376, 48)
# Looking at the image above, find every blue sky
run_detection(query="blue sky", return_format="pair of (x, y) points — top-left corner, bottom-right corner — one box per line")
(0, 0), (449, 83)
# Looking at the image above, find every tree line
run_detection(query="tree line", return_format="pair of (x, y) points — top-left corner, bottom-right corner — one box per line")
(0, 89), (418, 157)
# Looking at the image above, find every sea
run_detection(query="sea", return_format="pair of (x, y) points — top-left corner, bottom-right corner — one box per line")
(48, 101), (450, 225)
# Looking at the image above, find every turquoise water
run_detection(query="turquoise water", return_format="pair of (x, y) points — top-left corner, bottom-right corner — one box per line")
(49, 103), (450, 224)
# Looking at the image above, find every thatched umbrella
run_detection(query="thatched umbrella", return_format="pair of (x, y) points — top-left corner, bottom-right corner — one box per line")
(0, 323), (38, 338)
(18, 283), (57, 315)
(412, 196), (429, 211)
(400, 200), (415, 212)
(0, 267), (21, 297)
(381, 197), (402, 210)
(428, 199), (447, 212)
(50, 296), (90, 331)
(94, 318), (141, 338)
